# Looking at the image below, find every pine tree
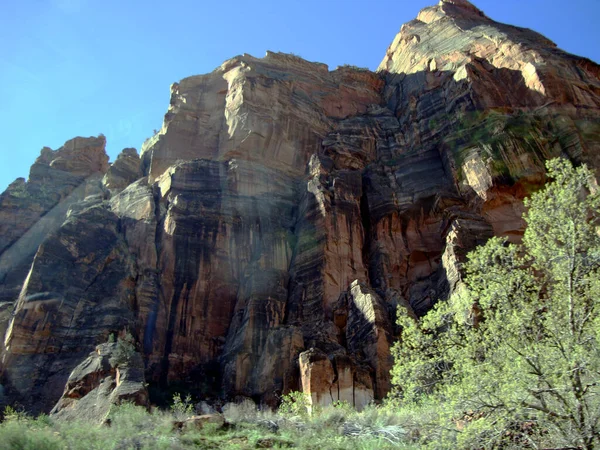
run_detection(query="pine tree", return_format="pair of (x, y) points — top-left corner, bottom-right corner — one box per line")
(391, 158), (600, 449)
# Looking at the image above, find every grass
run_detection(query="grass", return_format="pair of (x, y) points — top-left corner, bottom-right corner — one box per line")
(1, 396), (575, 448)
(0, 400), (421, 450)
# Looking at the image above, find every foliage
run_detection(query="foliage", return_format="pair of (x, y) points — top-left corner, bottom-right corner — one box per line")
(0, 420), (62, 450)
(443, 109), (578, 184)
(390, 158), (600, 449)
(0, 401), (419, 450)
(8, 182), (29, 199)
(0, 407), (62, 450)
(222, 398), (260, 424)
(278, 390), (311, 417)
(3, 405), (28, 422)
(170, 392), (194, 419)
(108, 331), (136, 368)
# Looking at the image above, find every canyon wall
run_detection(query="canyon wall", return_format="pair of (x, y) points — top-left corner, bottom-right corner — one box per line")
(1, 0), (599, 414)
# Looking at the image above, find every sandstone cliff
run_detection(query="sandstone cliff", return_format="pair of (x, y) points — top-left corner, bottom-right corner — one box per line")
(1, 0), (599, 414)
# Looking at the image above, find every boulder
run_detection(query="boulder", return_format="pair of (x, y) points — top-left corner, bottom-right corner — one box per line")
(51, 342), (148, 423)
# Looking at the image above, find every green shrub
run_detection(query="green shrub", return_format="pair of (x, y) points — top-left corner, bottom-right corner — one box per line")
(390, 158), (600, 449)
(278, 391), (310, 418)
(0, 420), (62, 450)
(109, 332), (136, 368)
(170, 392), (194, 419)
(0, 409), (62, 450)
(0, 400), (429, 449)
(338, 64), (370, 72)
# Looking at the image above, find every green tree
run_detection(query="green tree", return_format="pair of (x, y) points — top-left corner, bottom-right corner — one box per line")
(109, 332), (136, 368)
(391, 158), (600, 449)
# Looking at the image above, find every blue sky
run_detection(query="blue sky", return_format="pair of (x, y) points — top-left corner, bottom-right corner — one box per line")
(1, 0), (598, 192)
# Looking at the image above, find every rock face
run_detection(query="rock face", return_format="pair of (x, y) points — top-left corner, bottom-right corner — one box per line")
(102, 148), (142, 195)
(1, 0), (600, 413)
(51, 342), (148, 423)
(1, 202), (137, 412)
(0, 136), (108, 305)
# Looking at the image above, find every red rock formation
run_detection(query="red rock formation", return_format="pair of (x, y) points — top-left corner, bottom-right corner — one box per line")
(1, 0), (599, 414)
(0, 136), (108, 303)
(51, 342), (148, 423)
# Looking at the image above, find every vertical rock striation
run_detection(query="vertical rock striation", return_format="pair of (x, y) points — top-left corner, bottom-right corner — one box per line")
(1, 0), (599, 413)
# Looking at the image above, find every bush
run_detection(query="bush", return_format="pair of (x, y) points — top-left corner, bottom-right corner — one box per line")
(338, 64), (370, 72)
(109, 332), (136, 368)
(0, 420), (62, 450)
(390, 158), (600, 449)
(222, 399), (259, 424)
(170, 393), (194, 419)
(278, 391), (311, 418)
(0, 400), (426, 449)
(0, 408), (62, 450)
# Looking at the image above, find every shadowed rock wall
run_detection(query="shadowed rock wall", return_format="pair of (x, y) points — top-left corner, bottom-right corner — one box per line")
(1, 0), (599, 413)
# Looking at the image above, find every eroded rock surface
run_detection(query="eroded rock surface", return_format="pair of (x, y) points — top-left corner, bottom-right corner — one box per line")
(103, 148), (142, 195)
(1, 0), (600, 413)
(1, 204), (136, 413)
(51, 342), (148, 423)
(0, 137), (108, 306)
(140, 52), (383, 183)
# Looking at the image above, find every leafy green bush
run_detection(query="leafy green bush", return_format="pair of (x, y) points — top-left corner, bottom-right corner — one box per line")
(0, 420), (62, 450)
(170, 392), (194, 419)
(0, 408), (62, 450)
(109, 332), (136, 368)
(53, 403), (173, 449)
(338, 64), (370, 72)
(390, 158), (600, 449)
(278, 390), (311, 418)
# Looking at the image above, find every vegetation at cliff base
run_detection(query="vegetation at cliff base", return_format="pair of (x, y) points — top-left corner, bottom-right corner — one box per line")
(390, 158), (600, 449)
(0, 400), (414, 450)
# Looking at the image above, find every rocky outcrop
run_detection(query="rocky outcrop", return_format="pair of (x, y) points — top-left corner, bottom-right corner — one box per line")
(297, 281), (395, 410)
(0, 136), (108, 255)
(1, 0), (600, 414)
(379, 0), (600, 242)
(140, 52), (383, 181)
(103, 148), (142, 195)
(1, 203), (136, 413)
(51, 342), (148, 423)
(136, 55), (384, 402)
(299, 348), (374, 412)
(0, 136), (109, 306)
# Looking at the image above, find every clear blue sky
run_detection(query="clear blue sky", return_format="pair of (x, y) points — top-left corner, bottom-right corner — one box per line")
(1, 0), (598, 192)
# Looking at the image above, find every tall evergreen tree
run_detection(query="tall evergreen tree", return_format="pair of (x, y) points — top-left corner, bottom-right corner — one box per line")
(391, 159), (600, 449)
